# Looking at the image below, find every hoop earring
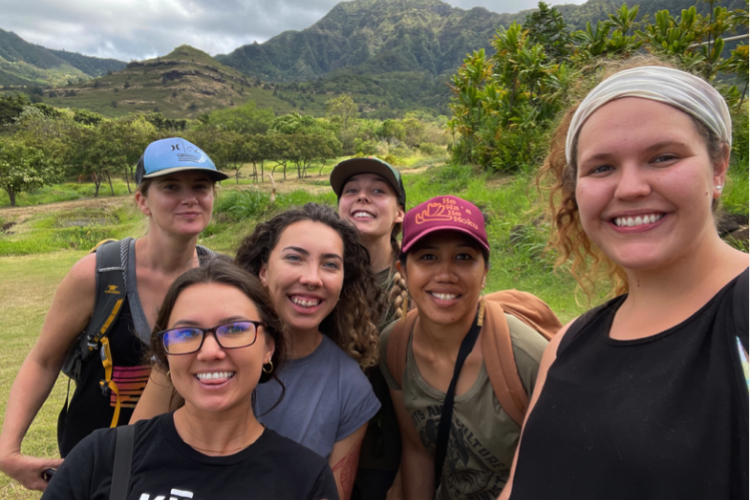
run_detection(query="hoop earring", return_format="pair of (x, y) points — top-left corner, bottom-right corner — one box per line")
(262, 361), (274, 374)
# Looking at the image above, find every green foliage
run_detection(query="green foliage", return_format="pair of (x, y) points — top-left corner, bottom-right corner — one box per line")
(448, 1), (749, 172)
(202, 101), (274, 135)
(448, 18), (575, 171)
(0, 139), (63, 206)
(0, 93), (30, 125)
(523, 2), (574, 62)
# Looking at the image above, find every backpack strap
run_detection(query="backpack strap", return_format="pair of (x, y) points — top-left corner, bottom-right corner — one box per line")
(481, 300), (529, 427)
(483, 290), (561, 341)
(109, 424), (135, 500)
(386, 309), (419, 390)
(86, 239), (129, 353)
(480, 291), (562, 427)
(196, 244), (216, 265)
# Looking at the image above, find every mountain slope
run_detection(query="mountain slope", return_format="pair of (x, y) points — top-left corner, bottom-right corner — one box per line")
(42, 45), (308, 119)
(0, 28), (125, 86)
(216, 0), (746, 82)
(216, 0), (522, 81)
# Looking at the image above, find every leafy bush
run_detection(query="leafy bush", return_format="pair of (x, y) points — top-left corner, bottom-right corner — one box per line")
(215, 190), (270, 221)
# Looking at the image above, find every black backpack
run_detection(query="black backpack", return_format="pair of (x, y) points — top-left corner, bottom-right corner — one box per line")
(60, 238), (215, 427)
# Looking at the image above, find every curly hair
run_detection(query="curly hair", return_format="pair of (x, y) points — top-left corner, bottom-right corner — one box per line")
(148, 257), (289, 408)
(234, 203), (385, 369)
(537, 56), (731, 298)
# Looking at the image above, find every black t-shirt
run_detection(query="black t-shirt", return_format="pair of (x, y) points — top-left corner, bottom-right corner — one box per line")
(43, 413), (340, 500)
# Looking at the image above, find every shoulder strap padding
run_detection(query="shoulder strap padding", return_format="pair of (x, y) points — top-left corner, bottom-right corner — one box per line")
(83, 238), (130, 351)
(386, 309), (419, 390)
(481, 290), (562, 426)
(110, 424), (135, 500)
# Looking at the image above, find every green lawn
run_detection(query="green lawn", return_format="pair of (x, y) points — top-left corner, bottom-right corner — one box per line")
(0, 251), (84, 500)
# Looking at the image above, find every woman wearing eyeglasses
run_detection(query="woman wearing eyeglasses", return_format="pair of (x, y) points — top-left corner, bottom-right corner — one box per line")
(41, 259), (339, 500)
(132, 203), (383, 500)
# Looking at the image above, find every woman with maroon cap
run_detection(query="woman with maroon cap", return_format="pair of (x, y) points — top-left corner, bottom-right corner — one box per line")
(379, 196), (547, 500)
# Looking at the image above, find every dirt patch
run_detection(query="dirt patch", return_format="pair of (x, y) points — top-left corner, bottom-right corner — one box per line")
(0, 197), (130, 221)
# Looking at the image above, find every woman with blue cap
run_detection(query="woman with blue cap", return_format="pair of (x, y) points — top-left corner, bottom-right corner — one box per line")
(0, 138), (227, 492)
(501, 62), (748, 499)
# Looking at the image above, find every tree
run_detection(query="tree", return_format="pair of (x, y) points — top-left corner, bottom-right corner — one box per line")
(0, 139), (62, 206)
(73, 109), (104, 126)
(448, 22), (575, 170)
(0, 93), (30, 126)
(205, 101), (274, 135)
(218, 131), (253, 184)
(325, 94), (359, 153)
(115, 117), (156, 193)
(523, 2), (573, 63)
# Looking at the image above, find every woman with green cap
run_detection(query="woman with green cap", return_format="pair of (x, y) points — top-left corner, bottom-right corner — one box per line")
(329, 157), (408, 499)
(0, 138), (226, 492)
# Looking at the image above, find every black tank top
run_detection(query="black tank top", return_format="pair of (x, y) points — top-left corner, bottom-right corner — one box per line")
(510, 269), (748, 499)
(57, 301), (151, 457)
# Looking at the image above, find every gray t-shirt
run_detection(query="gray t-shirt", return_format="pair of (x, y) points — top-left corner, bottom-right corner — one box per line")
(379, 315), (547, 500)
(254, 335), (381, 459)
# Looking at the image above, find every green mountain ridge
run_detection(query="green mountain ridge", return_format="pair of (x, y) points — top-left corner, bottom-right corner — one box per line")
(217, 0), (744, 82)
(216, 0), (523, 81)
(0, 27), (125, 87)
(2, 0), (744, 118)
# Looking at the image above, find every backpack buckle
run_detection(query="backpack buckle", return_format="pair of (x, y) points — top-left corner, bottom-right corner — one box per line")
(99, 379), (110, 397)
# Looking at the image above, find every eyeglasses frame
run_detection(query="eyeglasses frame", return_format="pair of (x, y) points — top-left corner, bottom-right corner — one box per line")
(157, 320), (266, 355)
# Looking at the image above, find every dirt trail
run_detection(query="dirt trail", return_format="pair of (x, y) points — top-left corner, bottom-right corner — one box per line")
(0, 164), (438, 221)
(0, 197), (129, 219)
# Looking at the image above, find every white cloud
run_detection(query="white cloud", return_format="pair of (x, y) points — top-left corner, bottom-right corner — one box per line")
(0, 0), (588, 61)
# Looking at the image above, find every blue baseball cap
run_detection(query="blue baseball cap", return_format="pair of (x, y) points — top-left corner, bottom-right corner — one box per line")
(135, 137), (228, 185)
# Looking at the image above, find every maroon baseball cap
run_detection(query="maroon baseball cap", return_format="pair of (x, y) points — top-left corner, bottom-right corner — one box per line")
(401, 196), (489, 253)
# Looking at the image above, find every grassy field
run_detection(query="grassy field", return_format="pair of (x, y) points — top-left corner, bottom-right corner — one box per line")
(0, 252), (83, 500)
(0, 156), (746, 498)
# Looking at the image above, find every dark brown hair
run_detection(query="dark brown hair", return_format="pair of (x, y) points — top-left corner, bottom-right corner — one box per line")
(149, 257), (287, 388)
(235, 203), (384, 369)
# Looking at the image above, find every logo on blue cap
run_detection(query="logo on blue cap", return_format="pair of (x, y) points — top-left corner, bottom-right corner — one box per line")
(136, 137), (227, 184)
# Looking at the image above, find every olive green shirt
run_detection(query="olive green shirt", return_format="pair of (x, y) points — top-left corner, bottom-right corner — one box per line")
(379, 315), (547, 500)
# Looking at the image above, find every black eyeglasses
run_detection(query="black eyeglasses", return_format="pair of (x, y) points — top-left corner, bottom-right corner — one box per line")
(158, 321), (265, 355)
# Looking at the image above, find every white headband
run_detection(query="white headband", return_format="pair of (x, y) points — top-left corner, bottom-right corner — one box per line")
(565, 66), (732, 165)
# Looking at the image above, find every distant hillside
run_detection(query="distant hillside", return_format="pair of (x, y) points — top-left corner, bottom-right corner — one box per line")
(49, 49), (125, 77)
(42, 45), (323, 119)
(216, 0), (524, 81)
(0, 27), (125, 86)
(216, 0), (745, 82)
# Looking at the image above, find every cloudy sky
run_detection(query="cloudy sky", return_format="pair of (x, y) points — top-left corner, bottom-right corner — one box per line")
(1, 0), (587, 62)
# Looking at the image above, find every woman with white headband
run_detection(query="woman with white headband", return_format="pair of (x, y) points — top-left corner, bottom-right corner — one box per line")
(500, 62), (748, 499)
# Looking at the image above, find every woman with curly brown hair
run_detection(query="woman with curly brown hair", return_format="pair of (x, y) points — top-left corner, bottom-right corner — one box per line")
(501, 62), (748, 499)
(234, 202), (383, 500)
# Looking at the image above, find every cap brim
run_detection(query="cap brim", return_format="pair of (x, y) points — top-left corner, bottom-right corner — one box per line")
(142, 166), (229, 181)
(330, 159), (402, 202)
(401, 226), (490, 254)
